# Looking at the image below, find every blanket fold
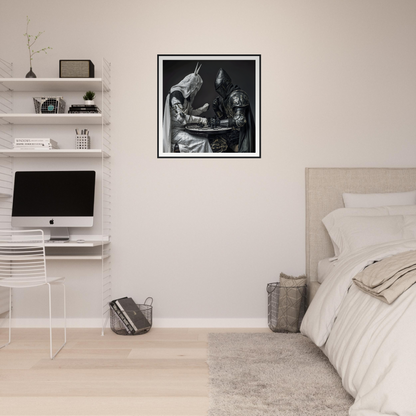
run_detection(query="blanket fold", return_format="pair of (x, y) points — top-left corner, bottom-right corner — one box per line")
(353, 249), (416, 304)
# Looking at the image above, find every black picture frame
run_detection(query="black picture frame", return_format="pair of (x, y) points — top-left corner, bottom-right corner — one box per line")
(157, 54), (261, 158)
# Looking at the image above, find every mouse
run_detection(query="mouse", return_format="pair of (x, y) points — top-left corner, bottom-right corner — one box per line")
(77, 239), (85, 243)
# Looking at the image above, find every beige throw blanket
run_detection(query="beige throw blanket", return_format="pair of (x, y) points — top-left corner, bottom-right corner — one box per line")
(353, 250), (416, 304)
(276, 273), (307, 332)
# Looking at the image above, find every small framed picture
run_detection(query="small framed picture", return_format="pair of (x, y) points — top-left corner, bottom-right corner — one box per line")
(158, 54), (261, 158)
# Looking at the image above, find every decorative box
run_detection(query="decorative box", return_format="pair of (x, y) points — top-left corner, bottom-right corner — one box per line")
(59, 60), (95, 78)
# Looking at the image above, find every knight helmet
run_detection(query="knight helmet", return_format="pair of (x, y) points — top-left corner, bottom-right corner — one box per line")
(215, 68), (232, 99)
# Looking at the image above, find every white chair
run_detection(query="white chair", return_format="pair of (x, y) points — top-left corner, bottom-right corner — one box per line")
(0, 229), (66, 359)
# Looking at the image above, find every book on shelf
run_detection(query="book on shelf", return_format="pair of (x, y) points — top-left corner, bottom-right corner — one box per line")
(68, 104), (101, 114)
(68, 110), (101, 114)
(109, 298), (134, 334)
(114, 297), (151, 334)
(14, 145), (58, 150)
(14, 138), (58, 150)
(15, 138), (58, 145)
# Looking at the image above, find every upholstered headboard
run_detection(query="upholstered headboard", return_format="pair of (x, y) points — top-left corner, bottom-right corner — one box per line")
(305, 168), (416, 283)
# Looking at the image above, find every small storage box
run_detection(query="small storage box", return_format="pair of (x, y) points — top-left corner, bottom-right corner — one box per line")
(110, 297), (153, 336)
(267, 281), (307, 333)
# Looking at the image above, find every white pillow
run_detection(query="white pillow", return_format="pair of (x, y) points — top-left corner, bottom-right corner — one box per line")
(324, 215), (416, 258)
(343, 190), (416, 208)
(322, 205), (416, 256)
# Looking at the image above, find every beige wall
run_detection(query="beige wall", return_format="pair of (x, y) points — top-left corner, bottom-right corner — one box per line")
(1, 0), (416, 325)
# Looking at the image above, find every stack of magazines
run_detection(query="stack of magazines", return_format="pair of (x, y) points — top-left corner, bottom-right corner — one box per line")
(14, 138), (58, 150)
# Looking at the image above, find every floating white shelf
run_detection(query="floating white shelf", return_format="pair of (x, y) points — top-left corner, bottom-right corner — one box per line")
(1, 240), (110, 248)
(0, 78), (109, 92)
(0, 149), (110, 158)
(46, 254), (110, 261)
(0, 113), (104, 125)
(44, 241), (110, 248)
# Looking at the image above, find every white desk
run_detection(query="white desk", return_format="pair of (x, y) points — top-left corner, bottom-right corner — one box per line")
(43, 240), (110, 260)
(44, 240), (108, 247)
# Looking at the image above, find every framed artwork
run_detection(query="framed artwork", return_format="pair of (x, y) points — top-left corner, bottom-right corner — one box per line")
(157, 54), (261, 158)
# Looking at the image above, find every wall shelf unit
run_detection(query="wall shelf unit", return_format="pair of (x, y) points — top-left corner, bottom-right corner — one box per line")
(0, 149), (110, 158)
(0, 58), (112, 334)
(0, 114), (105, 125)
(43, 240), (110, 248)
(46, 254), (111, 261)
(0, 78), (108, 92)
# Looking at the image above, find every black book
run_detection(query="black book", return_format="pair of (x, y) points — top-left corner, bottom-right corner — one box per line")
(69, 106), (100, 110)
(109, 299), (134, 334)
(69, 106), (101, 113)
(115, 297), (151, 334)
(68, 110), (101, 113)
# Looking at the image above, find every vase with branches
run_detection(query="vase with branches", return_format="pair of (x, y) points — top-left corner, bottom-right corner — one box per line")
(23, 16), (52, 78)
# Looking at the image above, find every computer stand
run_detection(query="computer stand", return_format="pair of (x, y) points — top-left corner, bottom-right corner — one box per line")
(50, 228), (70, 241)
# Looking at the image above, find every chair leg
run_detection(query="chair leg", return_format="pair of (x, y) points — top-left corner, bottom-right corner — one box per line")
(62, 283), (67, 344)
(47, 283), (67, 360)
(0, 288), (12, 349)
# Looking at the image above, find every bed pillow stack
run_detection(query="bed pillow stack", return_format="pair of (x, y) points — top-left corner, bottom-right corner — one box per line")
(322, 190), (416, 259)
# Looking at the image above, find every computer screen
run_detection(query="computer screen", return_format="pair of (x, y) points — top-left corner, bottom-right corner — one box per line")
(12, 171), (96, 232)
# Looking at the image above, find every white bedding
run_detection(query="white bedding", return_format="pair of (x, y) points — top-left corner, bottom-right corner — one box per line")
(317, 257), (337, 283)
(301, 239), (416, 416)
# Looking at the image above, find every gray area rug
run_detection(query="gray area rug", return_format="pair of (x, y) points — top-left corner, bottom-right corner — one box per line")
(207, 333), (354, 416)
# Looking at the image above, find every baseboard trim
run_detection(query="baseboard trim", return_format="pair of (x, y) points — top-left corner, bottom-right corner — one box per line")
(0, 318), (104, 328)
(152, 318), (268, 328)
(0, 318), (268, 329)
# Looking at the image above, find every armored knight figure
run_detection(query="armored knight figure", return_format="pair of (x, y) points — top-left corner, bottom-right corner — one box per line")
(163, 63), (212, 153)
(210, 68), (255, 153)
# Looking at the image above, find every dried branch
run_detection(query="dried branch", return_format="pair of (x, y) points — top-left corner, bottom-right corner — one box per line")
(23, 16), (52, 68)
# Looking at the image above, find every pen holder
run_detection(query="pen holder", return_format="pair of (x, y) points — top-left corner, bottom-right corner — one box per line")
(76, 134), (90, 149)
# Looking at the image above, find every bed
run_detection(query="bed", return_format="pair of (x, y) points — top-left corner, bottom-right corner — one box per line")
(301, 168), (416, 416)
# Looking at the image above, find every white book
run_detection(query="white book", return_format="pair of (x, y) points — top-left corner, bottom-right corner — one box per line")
(13, 145), (56, 150)
(15, 142), (50, 145)
(14, 142), (58, 148)
(15, 138), (52, 141)
(14, 143), (58, 147)
(14, 147), (57, 150)
(14, 147), (54, 151)
(14, 138), (58, 146)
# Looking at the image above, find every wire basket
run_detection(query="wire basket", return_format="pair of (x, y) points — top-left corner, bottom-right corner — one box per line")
(267, 282), (307, 333)
(33, 96), (66, 114)
(110, 297), (153, 336)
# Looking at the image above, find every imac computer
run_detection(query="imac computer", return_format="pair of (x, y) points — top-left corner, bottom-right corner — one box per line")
(11, 171), (96, 241)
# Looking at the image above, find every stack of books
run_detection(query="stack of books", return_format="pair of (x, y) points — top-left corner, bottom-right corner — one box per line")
(110, 297), (151, 335)
(14, 138), (59, 150)
(68, 104), (101, 114)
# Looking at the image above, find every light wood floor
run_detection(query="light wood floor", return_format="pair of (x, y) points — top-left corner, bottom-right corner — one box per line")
(0, 327), (268, 416)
